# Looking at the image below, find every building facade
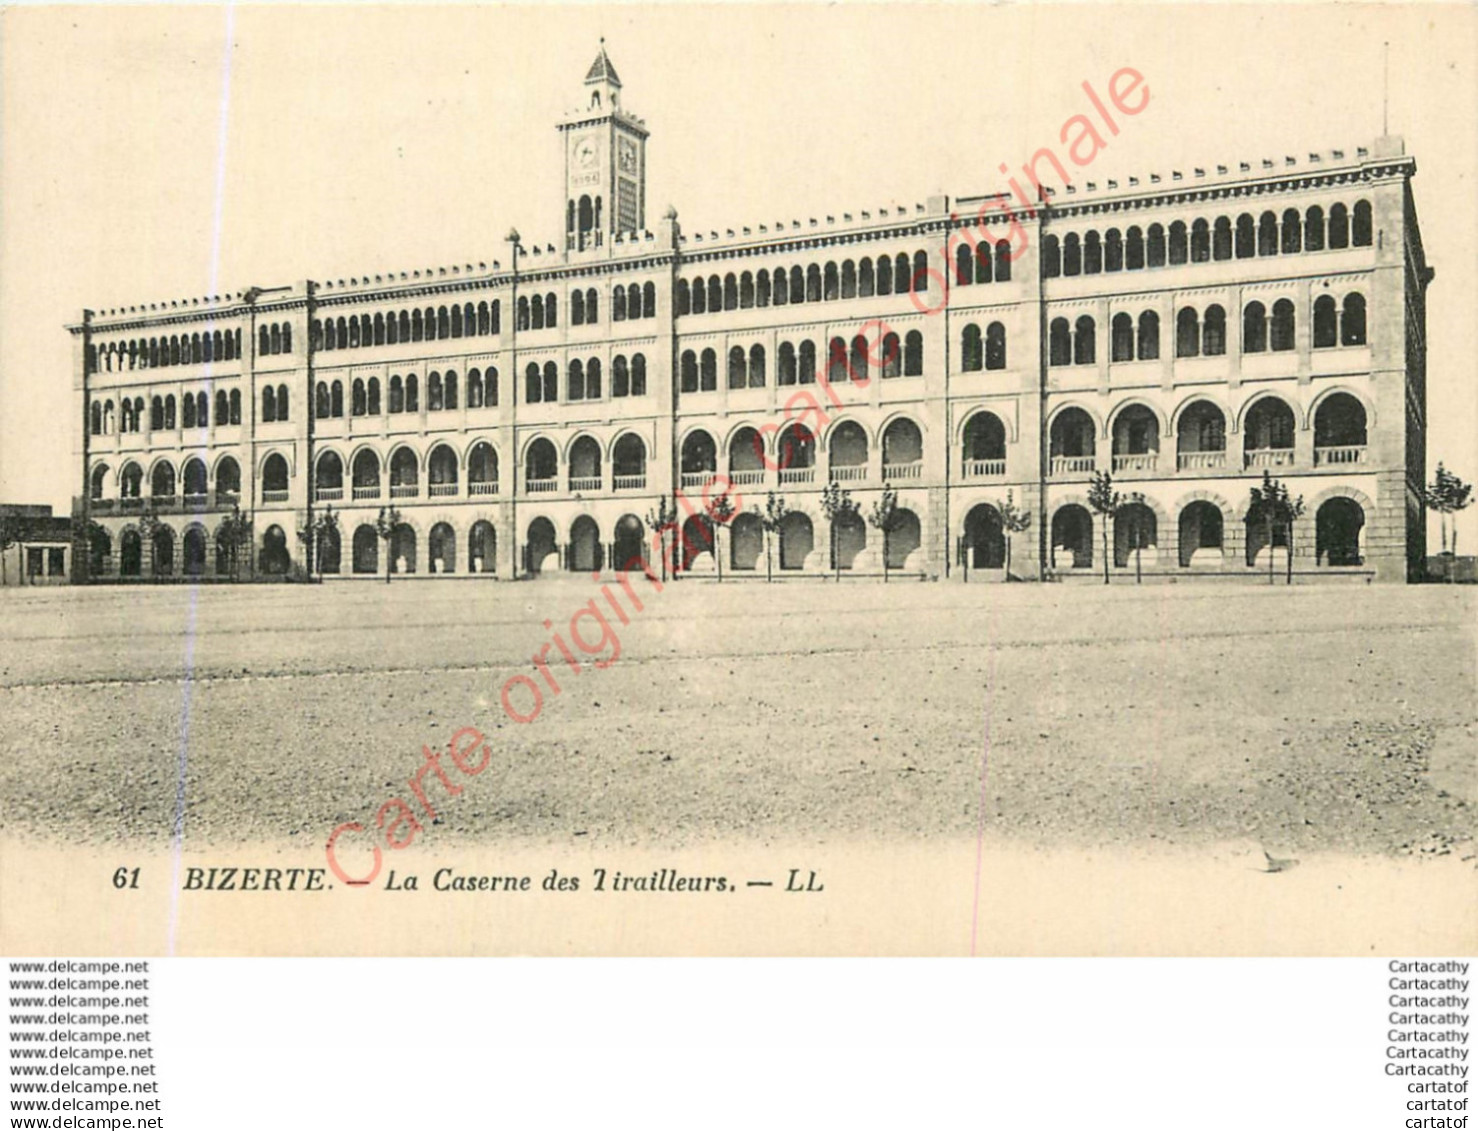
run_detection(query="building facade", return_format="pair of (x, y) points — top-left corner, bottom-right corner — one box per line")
(71, 48), (1431, 583)
(0, 505), (72, 586)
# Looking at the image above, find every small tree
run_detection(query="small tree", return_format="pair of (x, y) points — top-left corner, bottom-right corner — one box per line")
(298, 506), (340, 582)
(1426, 464), (1474, 571)
(706, 490), (736, 582)
(754, 493), (789, 583)
(645, 496), (679, 582)
(867, 483), (901, 583)
(819, 481), (859, 582)
(1246, 473), (1304, 585)
(375, 505), (403, 585)
(1086, 472), (1121, 585)
(216, 505), (253, 581)
(999, 490), (1033, 581)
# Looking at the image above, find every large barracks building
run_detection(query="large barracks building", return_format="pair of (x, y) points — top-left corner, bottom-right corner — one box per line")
(71, 47), (1431, 583)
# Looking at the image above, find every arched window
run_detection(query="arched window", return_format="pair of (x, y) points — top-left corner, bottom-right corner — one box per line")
(875, 257), (892, 295)
(477, 302), (491, 335)
(708, 275), (722, 311)
(352, 379), (367, 416)
(840, 261), (856, 299)
(961, 324), (983, 372)
(1073, 316), (1095, 366)
(586, 358), (601, 399)
(274, 385), (287, 420)
(1169, 221), (1188, 265)
(587, 288), (599, 322)
(1126, 227), (1145, 270)
(985, 323), (1007, 370)
(806, 265), (822, 303)
(741, 271), (756, 307)
(680, 350), (698, 393)
(215, 390), (229, 426)
(1191, 219), (1211, 263)
(450, 305), (463, 338)
(90, 400), (102, 434)
(390, 374), (405, 413)
(642, 282), (655, 316)
(568, 359), (587, 402)
(374, 313), (386, 345)
(1176, 307), (1200, 358)
(1083, 230), (1102, 274)
(956, 244), (975, 286)
(1305, 206), (1325, 252)
(525, 363), (541, 403)
(1137, 311), (1160, 360)
(415, 307), (428, 340)
(722, 273), (738, 310)
(689, 277), (705, 315)
(1213, 217), (1233, 260)
(229, 389), (241, 424)
(259, 325), (271, 356)
(772, 269), (788, 306)
(572, 289), (586, 326)
(612, 356), (629, 398)
(727, 346), (746, 390)
(181, 395), (196, 428)
(435, 306), (449, 338)
(1147, 224), (1166, 267)
(347, 318), (360, 349)
(400, 310), (412, 341)
(1111, 313), (1134, 362)
(262, 387), (276, 423)
(1049, 318), (1071, 367)
(542, 362), (558, 403)
(405, 374), (419, 413)
(757, 272), (772, 306)
(1203, 305), (1227, 356)
(1341, 293), (1367, 346)
(1352, 200), (1373, 246)
(1233, 214), (1255, 259)
(1313, 295), (1338, 348)
(994, 240), (1012, 282)
(1328, 203), (1350, 249)
(675, 278), (691, 316)
(1104, 229), (1123, 272)
(428, 372), (444, 411)
(1243, 302), (1268, 353)
(1063, 233), (1082, 276)
(444, 371), (458, 411)
(904, 330), (924, 376)
(530, 294), (544, 331)
(778, 343), (797, 386)
(1270, 299), (1296, 351)
(749, 344), (766, 388)
(1042, 234), (1061, 278)
(467, 369), (483, 409)
(848, 336), (868, 385)
(367, 377), (381, 415)
(1281, 209), (1302, 254)
(315, 382), (331, 420)
(700, 348), (717, 391)
(826, 338), (847, 387)
(631, 355), (646, 396)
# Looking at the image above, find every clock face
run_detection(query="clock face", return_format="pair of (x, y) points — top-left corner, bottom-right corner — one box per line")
(575, 138), (597, 169)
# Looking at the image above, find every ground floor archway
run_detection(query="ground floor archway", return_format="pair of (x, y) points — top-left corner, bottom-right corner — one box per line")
(1051, 505), (1093, 570)
(886, 509), (921, 569)
(429, 523), (455, 574)
(570, 516), (602, 573)
(468, 521), (496, 573)
(1178, 502), (1224, 567)
(352, 525), (378, 574)
(526, 517), (557, 575)
(730, 512), (763, 571)
(964, 503), (1005, 569)
(1317, 497), (1364, 566)
(779, 512), (813, 571)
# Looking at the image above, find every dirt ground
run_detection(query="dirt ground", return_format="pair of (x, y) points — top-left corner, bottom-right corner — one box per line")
(0, 579), (1473, 860)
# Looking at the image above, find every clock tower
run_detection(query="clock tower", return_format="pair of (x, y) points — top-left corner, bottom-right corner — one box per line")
(559, 43), (648, 251)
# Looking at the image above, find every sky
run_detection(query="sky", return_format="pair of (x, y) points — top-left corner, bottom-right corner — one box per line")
(1, 3), (1473, 546)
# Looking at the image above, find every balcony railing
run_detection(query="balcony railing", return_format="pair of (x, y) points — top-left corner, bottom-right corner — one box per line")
(883, 461), (923, 481)
(152, 494), (177, 508)
(1051, 456), (1096, 475)
(526, 477), (558, 494)
(120, 497), (143, 512)
(468, 481), (499, 497)
(831, 464), (868, 482)
(1244, 448), (1295, 470)
(182, 493), (209, 509)
(613, 474), (647, 491)
(1177, 451), (1227, 472)
(729, 469), (766, 486)
(389, 484), (418, 499)
(963, 458), (1006, 479)
(215, 490), (241, 508)
(352, 484), (382, 501)
(680, 471), (713, 489)
(1314, 445), (1367, 467)
(428, 483), (458, 497)
(261, 489), (290, 504)
(569, 476), (602, 493)
(778, 467), (816, 485)
(315, 487), (344, 502)
(1112, 453), (1159, 473)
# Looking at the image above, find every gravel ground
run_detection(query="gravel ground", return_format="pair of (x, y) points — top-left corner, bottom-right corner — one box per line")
(0, 580), (1472, 858)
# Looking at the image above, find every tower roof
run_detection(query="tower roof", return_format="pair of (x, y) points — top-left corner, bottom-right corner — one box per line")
(585, 43), (621, 87)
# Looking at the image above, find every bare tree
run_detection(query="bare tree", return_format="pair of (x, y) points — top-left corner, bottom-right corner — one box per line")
(866, 483), (900, 583)
(1086, 472), (1121, 586)
(998, 490), (1033, 581)
(819, 481), (859, 583)
(753, 493), (789, 583)
(644, 496), (679, 583)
